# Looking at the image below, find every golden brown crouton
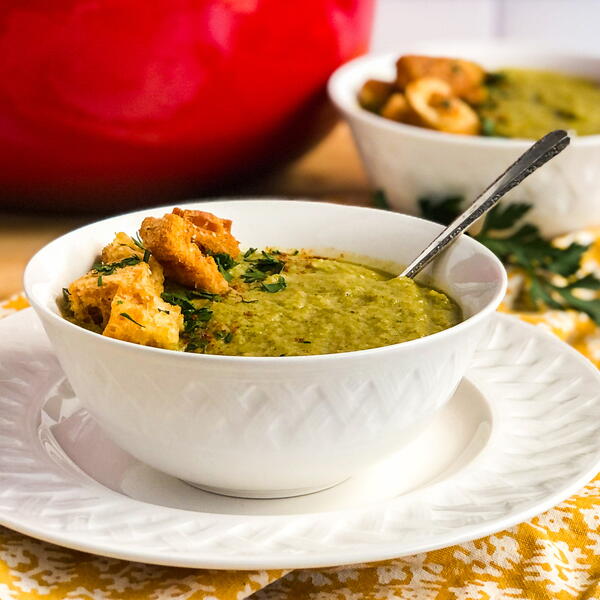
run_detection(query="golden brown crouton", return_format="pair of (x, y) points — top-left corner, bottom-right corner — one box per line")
(140, 213), (229, 294)
(380, 92), (411, 122)
(357, 79), (395, 113)
(103, 292), (183, 351)
(172, 208), (240, 257)
(396, 55), (485, 101)
(405, 77), (480, 135)
(101, 232), (165, 290)
(67, 233), (183, 349)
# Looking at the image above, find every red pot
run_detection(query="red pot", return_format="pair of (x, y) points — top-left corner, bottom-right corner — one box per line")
(0, 0), (373, 211)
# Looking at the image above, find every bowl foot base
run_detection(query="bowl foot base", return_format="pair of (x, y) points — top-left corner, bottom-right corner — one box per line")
(182, 478), (348, 499)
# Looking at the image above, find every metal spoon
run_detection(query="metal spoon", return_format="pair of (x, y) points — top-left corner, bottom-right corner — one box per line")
(400, 129), (570, 279)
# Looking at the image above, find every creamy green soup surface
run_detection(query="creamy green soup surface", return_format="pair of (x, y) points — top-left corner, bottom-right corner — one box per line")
(173, 250), (462, 357)
(478, 68), (600, 139)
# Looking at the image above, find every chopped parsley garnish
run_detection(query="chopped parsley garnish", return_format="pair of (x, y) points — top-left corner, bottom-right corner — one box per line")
(419, 195), (600, 324)
(481, 117), (496, 137)
(130, 234), (151, 262)
(241, 250), (286, 284)
(208, 252), (237, 282)
(97, 275), (103, 287)
(120, 313), (144, 328)
(186, 338), (208, 353)
(260, 276), (287, 293)
(243, 247), (257, 259)
(93, 256), (142, 277)
(161, 290), (213, 334)
(132, 233), (144, 250)
(241, 268), (268, 283)
(252, 251), (285, 274)
(215, 330), (233, 343)
(419, 195), (464, 225)
(484, 72), (506, 86)
(187, 289), (220, 301)
(374, 189), (390, 210)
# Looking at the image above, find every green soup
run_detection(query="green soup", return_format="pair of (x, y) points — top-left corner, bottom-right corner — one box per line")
(176, 251), (462, 357)
(478, 68), (600, 139)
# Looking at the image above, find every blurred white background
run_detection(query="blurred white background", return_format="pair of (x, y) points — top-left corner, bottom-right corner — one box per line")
(372, 0), (600, 53)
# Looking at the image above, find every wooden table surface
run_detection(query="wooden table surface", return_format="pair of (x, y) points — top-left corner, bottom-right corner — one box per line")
(0, 124), (371, 301)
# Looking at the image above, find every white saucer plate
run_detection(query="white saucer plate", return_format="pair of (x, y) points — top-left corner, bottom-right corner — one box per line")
(1, 309), (600, 570)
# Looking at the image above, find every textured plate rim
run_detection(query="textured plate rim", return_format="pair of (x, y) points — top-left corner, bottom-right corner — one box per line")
(0, 309), (599, 570)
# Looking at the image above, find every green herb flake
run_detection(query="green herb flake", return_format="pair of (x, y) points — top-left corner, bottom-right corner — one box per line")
(120, 313), (145, 328)
(243, 247), (257, 259)
(132, 233), (145, 251)
(208, 252), (237, 282)
(260, 276), (287, 293)
(158, 308), (170, 314)
(93, 256), (142, 277)
(419, 195), (464, 225)
(161, 290), (213, 334)
(62, 288), (71, 303)
(241, 268), (268, 283)
(481, 117), (496, 137)
(97, 275), (103, 287)
(373, 189), (390, 210)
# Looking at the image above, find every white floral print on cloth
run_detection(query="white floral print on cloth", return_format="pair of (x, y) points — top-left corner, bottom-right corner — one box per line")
(1, 282), (600, 600)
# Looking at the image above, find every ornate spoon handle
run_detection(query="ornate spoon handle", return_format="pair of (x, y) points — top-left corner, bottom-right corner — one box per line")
(400, 129), (571, 279)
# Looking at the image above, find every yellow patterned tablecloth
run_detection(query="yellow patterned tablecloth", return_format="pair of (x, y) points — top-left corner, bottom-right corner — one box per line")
(1, 291), (599, 600)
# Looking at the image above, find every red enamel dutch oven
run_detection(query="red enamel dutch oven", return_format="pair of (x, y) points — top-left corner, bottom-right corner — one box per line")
(0, 0), (373, 211)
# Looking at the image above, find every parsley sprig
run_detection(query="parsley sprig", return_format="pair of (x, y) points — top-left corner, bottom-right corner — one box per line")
(161, 290), (213, 335)
(93, 256), (142, 286)
(418, 195), (600, 323)
(241, 250), (286, 290)
(207, 252), (237, 282)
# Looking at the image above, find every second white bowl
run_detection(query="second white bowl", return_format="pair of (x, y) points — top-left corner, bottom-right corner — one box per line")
(329, 41), (600, 237)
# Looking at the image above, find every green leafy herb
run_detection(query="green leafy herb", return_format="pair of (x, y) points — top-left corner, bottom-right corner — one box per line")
(132, 233), (145, 251)
(62, 288), (70, 303)
(185, 338), (208, 353)
(484, 71), (506, 86)
(419, 195), (464, 225)
(241, 250), (285, 284)
(215, 330), (233, 343)
(187, 289), (220, 301)
(120, 313), (144, 328)
(373, 189), (390, 210)
(208, 252), (237, 282)
(161, 290), (213, 334)
(93, 256), (142, 276)
(481, 117), (496, 137)
(252, 251), (285, 274)
(97, 275), (103, 287)
(241, 268), (268, 283)
(418, 196), (600, 323)
(260, 276), (287, 293)
(243, 247), (257, 259)
(157, 308), (170, 314)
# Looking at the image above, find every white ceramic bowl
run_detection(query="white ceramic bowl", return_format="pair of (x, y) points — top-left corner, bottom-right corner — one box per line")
(24, 199), (506, 498)
(329, 41), (600, 238)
